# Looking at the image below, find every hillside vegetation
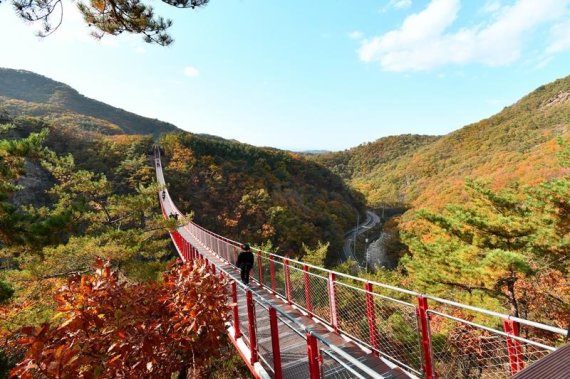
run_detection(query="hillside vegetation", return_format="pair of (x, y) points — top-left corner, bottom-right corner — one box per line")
(314, 76), (570, 209)
(161, 132), (365, 260)
(0, 68), (178, 137)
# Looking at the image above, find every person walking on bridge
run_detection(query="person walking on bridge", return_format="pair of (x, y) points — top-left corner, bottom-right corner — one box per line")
(236, 244), (254, 285)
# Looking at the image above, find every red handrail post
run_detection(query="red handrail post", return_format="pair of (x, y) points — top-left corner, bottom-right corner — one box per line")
(172, 232), (178, 254)
(503, 319), (525, 375)
(365, 282), (379, 356)
(184, 240), (189, 261)
(257, 252), (263, 285)
(269, 307), (283, 379)
(270, 255), (277, 294)
(306, 333), (321, 379)
(284, 258), (292, 304)
(417, 296), (435, 379)
(246, 290), (258, 364)
(303, 265), (313, 318)
(231, 281), (241, 339)
(328, 272), (339, 332)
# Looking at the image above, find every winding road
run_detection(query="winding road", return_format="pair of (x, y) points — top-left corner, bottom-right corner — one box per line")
(342, 210), (381, 263)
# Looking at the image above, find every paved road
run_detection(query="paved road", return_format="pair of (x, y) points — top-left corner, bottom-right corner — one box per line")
(342, 210), (381, 263)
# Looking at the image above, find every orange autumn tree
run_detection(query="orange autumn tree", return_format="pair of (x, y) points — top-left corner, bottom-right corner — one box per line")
(12, 259), (230, 378)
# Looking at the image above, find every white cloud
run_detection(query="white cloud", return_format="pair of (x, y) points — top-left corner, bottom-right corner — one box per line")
(359, 0), (569, 72)
(135, 46), (146, 54)
(481, 0), (503, 14)
(349, 31), (364, 40)
(381, 0), (413, 13)
(546, 20), (570, 54)
(183, 66), (200, 77)
(392, 0), (412, 9)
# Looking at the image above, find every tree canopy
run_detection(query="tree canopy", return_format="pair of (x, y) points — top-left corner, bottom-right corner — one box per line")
(8, 0), (209, 45)
(400, 140), (569, 324)
(11, 259), (231, 378)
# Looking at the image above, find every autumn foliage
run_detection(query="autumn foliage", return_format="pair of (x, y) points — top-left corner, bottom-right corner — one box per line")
(11, 259), (231, 378)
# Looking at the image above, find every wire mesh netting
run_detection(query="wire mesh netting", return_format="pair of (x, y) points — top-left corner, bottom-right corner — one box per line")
(334, 282), (370, 343)
(371, 294), (422, 374)
(428, 311), (557, 379)
(221, 240), (231, 262)
(289, 266), (308, 310)
(252, 256), (261, 284)
(308, 272), (331, 324)
(273, 260), (287, 298)
(260, 256), (272, 289)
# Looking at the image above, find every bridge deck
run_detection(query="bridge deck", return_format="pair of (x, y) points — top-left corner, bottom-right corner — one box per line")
(157, 158), (409, 378)
(176, 222), (408, 378)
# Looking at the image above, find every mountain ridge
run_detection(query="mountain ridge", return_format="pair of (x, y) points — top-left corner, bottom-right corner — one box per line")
(0, 68), (179, 137)
(313, 75), (570, 209)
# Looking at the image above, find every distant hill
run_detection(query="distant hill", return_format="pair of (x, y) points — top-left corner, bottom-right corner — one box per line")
(300, 149), (331, 155)
(315, 134), (440, 182)
(314, 76), (570, 209)
(0, 68), (178, 137)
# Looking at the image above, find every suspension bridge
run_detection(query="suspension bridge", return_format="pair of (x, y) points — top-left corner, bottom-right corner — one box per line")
(154, 147), (567, 379)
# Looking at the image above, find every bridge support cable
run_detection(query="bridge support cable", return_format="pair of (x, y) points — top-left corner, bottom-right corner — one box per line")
(153, 146), (566, 379)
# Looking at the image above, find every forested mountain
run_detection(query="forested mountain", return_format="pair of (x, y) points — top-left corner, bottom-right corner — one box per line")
(315, 134), (440, 183)
(161, 132), (364, 259)
(314, 76), (570, 209)
(0, 68), (178, 137)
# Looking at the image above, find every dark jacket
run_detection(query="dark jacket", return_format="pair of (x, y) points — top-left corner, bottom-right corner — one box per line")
(236, 250), (254, 270)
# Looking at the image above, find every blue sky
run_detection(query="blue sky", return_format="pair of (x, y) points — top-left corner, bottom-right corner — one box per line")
(1, 0), (569, 150)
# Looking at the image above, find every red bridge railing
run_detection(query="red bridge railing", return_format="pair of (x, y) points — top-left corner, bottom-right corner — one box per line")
(155, 148), (567, 378)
